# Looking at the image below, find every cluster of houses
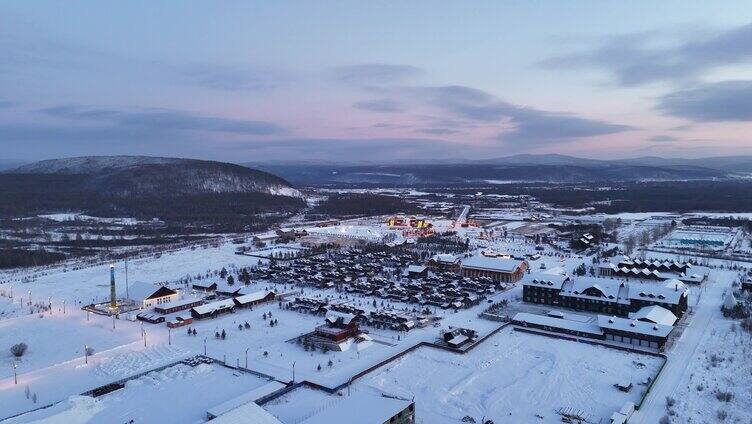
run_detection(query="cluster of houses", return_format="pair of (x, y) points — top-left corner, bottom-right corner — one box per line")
(188, 289), (276, 320)
(287, 297), (421, 332)
(242, 246), (525, 312)
(251, 249), (418, 290)
(343, 269), (503, 310)
(519, 273), (689, 349)
(133, 284), (277, 326)
(597, 257), (705, 284)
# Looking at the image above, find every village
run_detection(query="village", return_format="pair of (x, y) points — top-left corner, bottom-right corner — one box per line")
(0, 200), (751, 424)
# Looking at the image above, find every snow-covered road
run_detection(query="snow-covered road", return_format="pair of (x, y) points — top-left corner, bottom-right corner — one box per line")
(631, 272), (732, 423)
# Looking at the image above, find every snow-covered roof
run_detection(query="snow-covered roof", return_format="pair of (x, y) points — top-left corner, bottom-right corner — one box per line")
(662, 279), (686, 290)
(191, 298), (235, 315)
(447, 334), (469, 346)
(207, 381), (286, 419)
(122, 281), (175, 302)
(153, 297), (203, 310)
(560, 277), (687, 306)
(209, 401), (283, 424)
(298, 391), (412, 424)
(630, 305), (677, 326)
(431, 253), (459, 264)
(461, 255), (524, 273)
(407, 265), (427, 273)
(234, 290), (274, 305)
(522, 273), (570, 289)
(560, 278), (630, 304)
(325, 311), (357, 325)
(192, 280), (217, 289)
(723, 292), (738, 310)
(215, 282), (242, 294)
(513, 312), (603, 335)
(597, 315), (673, 338)
(627, 283), (687, 305)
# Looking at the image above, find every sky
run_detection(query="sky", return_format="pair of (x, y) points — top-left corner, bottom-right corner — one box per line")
(2, 1), (752, 163)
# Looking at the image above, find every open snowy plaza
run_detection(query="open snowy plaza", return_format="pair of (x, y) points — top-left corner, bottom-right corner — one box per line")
(361, 328), (663, 423)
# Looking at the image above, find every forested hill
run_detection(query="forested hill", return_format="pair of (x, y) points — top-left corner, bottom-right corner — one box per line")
(0, 156), (305, 222)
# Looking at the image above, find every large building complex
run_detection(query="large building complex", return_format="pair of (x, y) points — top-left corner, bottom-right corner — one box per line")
(459, 255), (528, 283)
(522, 274), (689, 318)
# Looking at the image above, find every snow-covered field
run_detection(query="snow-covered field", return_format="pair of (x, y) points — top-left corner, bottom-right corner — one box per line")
(5, 362), (271, 424)
(670, 319), (752, 423)
(360, 327), (662, 424)
(0, 242), (264, 318)
(0, 313), (141, 377)
(170, 287), (501, 388)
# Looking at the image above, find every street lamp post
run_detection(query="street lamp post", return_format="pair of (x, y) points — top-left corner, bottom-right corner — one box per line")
(292, 361), (296, 383)
(143, 331), (147, 347)
(13, 364), (17, 385)
(245, 348), (250, 368)
(84, 345), (89, 364)
(63, 300), (66, 314)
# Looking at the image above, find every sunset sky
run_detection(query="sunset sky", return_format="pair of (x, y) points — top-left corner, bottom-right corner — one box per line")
(2, 1), (752, 162)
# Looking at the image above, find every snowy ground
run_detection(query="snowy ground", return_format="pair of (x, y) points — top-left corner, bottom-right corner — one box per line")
(5, 362), (271, 424)
(0, 312), (141, 378)
(631, 269), (750, 424)
(0, 242), (264, 319)
(171, 287), (501, 388)
(669, 319), (752, 423)
(360, 327), (662, 424)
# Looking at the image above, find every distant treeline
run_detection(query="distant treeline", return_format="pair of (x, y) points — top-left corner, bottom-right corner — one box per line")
(315, 193), (421, 216)
(0, 248), (67, 269)
(434, 180), (752, 214)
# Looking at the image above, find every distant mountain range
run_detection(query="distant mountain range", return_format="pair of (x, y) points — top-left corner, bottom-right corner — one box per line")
(478, 154), (752, 173)
(245, 153), (752, 185)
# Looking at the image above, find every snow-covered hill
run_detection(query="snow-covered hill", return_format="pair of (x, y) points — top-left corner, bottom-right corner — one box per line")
(10, 156), (303, 198)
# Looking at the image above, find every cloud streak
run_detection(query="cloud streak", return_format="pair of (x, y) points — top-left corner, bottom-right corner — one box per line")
(39, 105), (286, 135)
(181, 65), (289, 91)
(648, 135), (679, 142)
(353, 99), (404, 113)
(658, 80), (752, 122)
(542, 22), (752, 86)
(233, 137), (462, 162)
(413, 85), (635, 145)
(331, 64), (423, 86)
